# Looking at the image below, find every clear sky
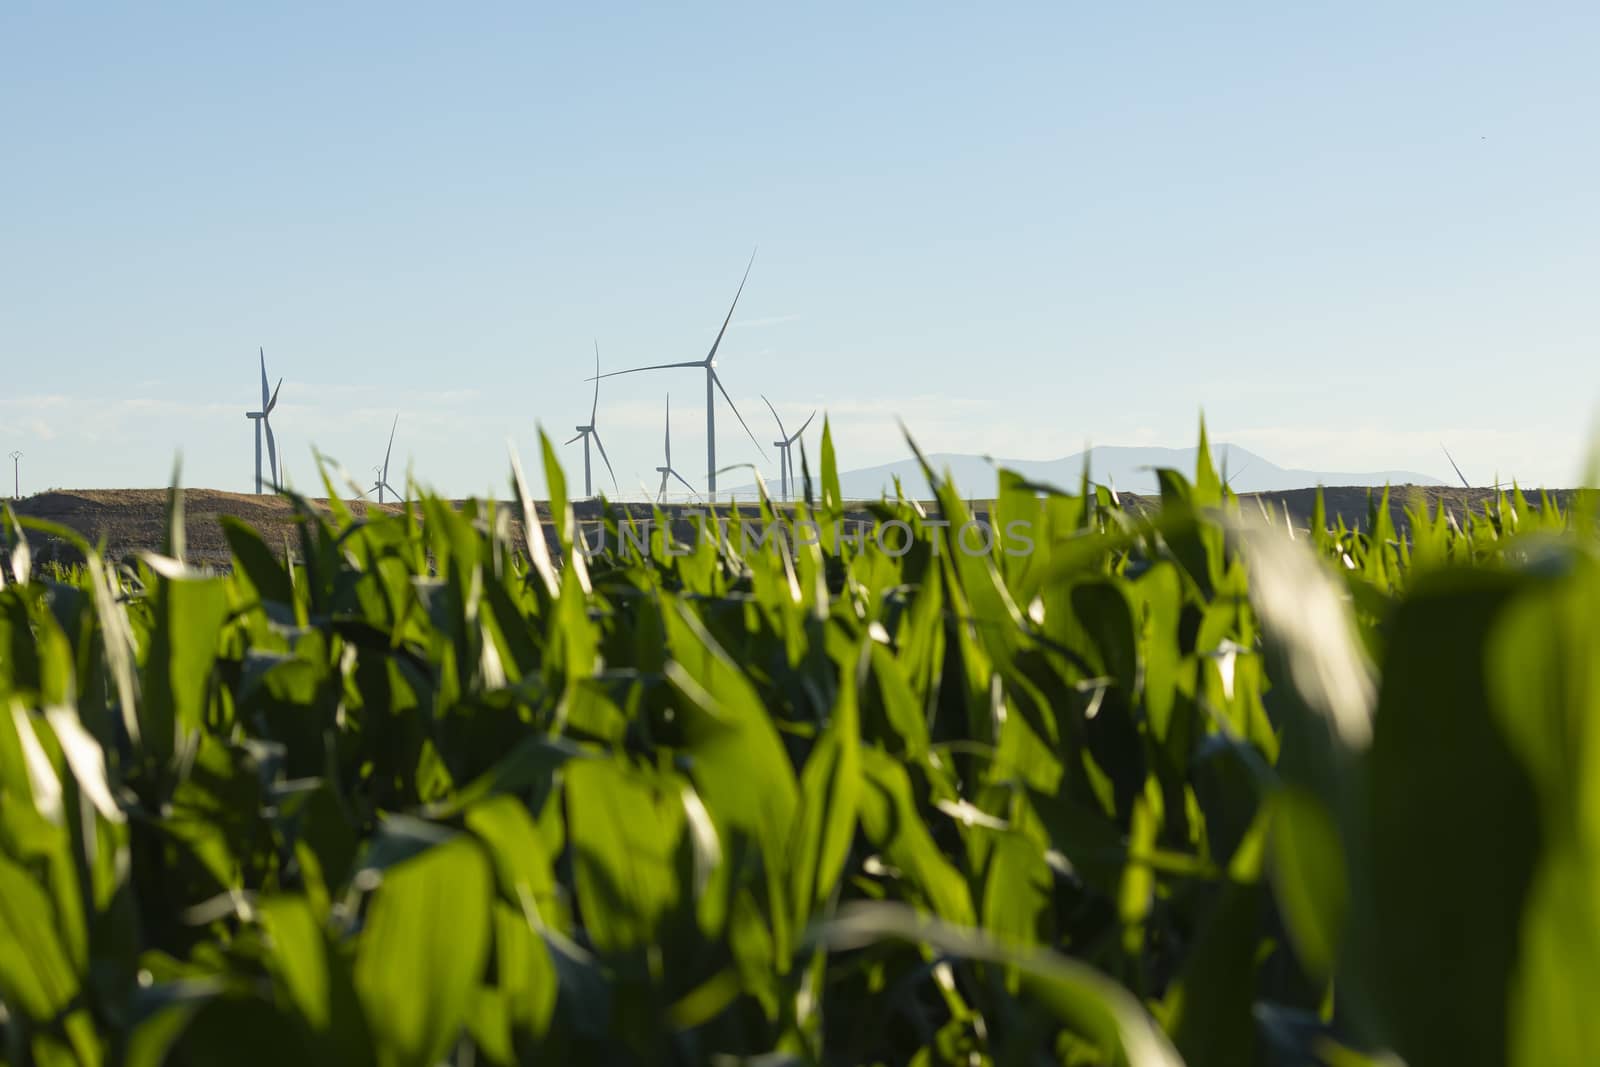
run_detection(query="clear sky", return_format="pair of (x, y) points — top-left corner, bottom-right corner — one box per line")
(3, 3), (1597, 498)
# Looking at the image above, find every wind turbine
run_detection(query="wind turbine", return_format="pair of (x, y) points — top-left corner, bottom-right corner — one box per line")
(761, 396), (816, 502)
(589, 251), (767, 501)
(655, 394), (697, 503)
(245, 347), (283, 494)
(566, 341), (618, 499)
(1220, 447), (1251, 491)
(758, 396), (812, 505)
(372, 414), (401, 503)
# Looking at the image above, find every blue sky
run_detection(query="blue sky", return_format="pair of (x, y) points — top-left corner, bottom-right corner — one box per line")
(3, 3), (1597, 497)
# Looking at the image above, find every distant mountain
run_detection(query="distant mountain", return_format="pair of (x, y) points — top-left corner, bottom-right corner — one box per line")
(732, 444), (1445, 500)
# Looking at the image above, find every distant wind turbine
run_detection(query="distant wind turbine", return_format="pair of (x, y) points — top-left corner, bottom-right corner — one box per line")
(1221, 447), (1251, 490)
(761, 396), (816, 502)
(372, 415), (401, 503)
(245, 347), (283, 494)
(566, 341), (618, 499)
(589, 251), (767, 501)
(655, 394), (697, 503)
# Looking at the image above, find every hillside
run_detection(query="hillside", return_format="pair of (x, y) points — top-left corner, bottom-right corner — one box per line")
(4, 483), (1564, 568)
(758, 444), (1449, 500)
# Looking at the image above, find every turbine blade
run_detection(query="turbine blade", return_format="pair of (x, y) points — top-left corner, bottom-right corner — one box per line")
(585, 360), (702, 382)
(563, 432), (584, 446)
(788, 409), (817, 444)
(761, 394), (788, 438)
(382, 481), (401, 498)
(657, 468), (670, 502)
(382, 414), (397, 480)
(713, 371), (768, 460)
(703, 249), (757, 366)
(663, 394), (672, 466)
(591, 340), (601, 424)
(266, 377), (283, 414)
(671, 469), (696, 494)
(264, 419), (279, 488)
(591, 430), (619, 493)
(1442, 444), (1471, 489)
(259, 347), (270, 409)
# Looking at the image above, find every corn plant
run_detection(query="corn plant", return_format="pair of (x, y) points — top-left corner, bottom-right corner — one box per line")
(0, 425), (1597, 1067)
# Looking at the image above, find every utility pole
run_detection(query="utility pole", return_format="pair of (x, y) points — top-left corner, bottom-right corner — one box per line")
(8, 452), (20, 499)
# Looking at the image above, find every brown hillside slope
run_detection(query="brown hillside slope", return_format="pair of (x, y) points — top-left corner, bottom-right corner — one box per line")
(4, 485), (1573, 567)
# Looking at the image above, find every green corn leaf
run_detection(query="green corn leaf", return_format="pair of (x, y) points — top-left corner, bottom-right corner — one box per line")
(138, 556), (230, 768)
(788, 650), (861, 930)
(858, 748), (975, 926)
(563, 756), (688, 956)
(259, 895), (373, 1063)
(354, 836), (493, 1067)
(818, 903), (1182, 1066)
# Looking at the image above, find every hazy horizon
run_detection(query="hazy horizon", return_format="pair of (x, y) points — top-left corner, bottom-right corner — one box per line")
(4, 5), (1598, 497)
(16, 436), (1527, 502)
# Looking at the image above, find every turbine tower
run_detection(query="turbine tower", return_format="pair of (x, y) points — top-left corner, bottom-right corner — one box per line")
(590, 251), (767, 501)
(245, 348), (283, 495)
(655, 394), (697, 503)
(565, 341), (618, 499)
(761, 396), (816, 502)
(372, 414), (401, 503)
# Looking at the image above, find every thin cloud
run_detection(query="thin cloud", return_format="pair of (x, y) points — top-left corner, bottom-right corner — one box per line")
(288, 381), (485, 406)
(734, 314), (802, 329)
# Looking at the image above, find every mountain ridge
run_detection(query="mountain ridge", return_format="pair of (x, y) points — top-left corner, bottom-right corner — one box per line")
(732, 443), (1446, 499)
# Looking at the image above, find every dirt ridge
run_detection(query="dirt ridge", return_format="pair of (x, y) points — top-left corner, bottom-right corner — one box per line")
(4, 485), (1570, 567)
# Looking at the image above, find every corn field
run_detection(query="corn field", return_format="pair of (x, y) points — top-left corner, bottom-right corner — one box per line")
(1, 423), (1597, 1067)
